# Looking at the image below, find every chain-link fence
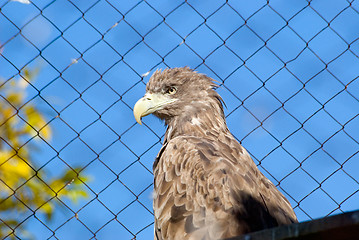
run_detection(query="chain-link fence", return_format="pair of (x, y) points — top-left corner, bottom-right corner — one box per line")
(1, 0), (359, 239)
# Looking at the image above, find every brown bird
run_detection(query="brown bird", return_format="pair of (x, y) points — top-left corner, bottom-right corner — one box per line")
(133, 67), (297, 240)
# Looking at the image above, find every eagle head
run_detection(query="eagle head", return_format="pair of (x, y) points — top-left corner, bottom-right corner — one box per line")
(133, 67), (223, 125)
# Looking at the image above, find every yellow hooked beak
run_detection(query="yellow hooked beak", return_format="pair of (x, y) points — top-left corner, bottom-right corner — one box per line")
(133, 93), (177, 124)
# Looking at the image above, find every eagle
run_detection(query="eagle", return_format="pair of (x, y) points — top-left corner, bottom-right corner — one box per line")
(133, 67), (297, 240)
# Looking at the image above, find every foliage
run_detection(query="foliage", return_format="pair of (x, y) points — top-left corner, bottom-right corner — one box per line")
(0, 67), (88, 239)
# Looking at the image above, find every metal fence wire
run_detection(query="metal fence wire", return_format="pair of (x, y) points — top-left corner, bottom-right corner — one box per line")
(1, 0), (359, 239)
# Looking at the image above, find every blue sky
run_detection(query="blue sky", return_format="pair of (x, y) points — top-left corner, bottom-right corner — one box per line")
(1, 0), (359, 239)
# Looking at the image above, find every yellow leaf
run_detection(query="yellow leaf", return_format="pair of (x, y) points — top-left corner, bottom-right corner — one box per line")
(0, 150), (12, 165)
(15, 159), (33, 178)
(23, 106), (52, 140)
(39, 202), (54, 220)
(2, 107), (15, 120)
(7, 92), (23, 106)
(39, 124), (52, 140)
(0, 153), (33, 183)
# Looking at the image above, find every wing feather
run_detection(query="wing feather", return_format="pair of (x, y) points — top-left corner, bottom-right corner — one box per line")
(154, 135), (297, 240)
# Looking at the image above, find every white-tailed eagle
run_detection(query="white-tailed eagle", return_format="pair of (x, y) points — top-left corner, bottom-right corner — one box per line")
(133, 67), (297, 240)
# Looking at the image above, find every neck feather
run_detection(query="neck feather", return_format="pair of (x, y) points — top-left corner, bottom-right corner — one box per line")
(164, 97), (228, 141)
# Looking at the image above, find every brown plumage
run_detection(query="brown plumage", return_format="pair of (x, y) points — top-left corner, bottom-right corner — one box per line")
(133, 67), (298, 240)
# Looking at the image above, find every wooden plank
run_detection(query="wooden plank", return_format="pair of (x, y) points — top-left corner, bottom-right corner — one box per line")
(225, 210), (359, 240)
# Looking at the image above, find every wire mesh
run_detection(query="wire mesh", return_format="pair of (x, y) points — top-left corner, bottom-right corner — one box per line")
(0, 0), (359, 239)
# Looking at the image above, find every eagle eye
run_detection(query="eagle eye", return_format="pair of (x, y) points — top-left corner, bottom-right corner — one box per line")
(166, 86), (177, 95)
